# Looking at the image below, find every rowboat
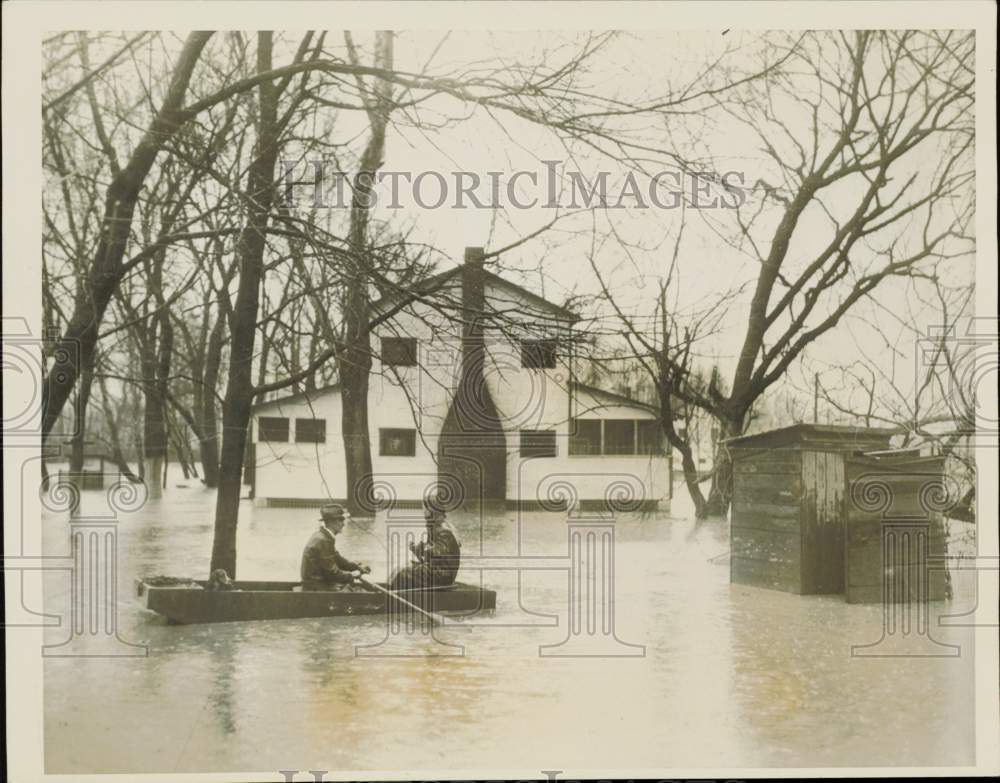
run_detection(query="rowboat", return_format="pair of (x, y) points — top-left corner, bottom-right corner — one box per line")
(135, 576), (496, 625)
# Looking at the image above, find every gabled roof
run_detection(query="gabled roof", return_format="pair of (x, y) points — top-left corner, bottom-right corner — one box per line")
(371, 265), (581, 323)
(252, 382), (340, 412)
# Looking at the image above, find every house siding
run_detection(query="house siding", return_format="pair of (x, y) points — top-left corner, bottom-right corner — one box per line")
(251, 275), (672, 511)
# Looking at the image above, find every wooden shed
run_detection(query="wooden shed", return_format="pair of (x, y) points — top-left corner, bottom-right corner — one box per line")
(843, 452), (950, 604)
(728, 424), (895, 595)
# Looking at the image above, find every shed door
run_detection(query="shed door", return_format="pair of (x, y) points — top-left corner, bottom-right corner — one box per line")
(801, 450), (845, 594)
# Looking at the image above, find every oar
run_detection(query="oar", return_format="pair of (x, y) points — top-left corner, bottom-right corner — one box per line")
(358, 576), (448, 627)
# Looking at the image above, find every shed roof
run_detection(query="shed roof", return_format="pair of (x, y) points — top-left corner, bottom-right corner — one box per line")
(725, 423), (896, 451)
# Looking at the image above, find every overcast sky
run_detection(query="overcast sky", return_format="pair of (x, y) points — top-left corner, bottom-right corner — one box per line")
(45, 29), (977, 422)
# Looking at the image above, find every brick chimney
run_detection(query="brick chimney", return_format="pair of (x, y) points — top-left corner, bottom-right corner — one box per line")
(456, 245), (491, 420)
(438, 246), (507, 507)
(461, 246), (486, 352)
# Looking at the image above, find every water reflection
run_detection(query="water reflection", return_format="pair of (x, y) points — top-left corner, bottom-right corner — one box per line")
(42, 485), (976, 773)
(207, 626), (244, 736)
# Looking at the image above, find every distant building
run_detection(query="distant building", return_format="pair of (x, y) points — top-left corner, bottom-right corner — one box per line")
(249, 247), (672, 512)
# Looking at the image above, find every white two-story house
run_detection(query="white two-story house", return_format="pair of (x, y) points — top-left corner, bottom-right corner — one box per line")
(248, 247), (672, 512)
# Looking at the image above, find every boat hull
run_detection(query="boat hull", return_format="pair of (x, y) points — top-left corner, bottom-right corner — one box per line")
(136, 578), (496, 625)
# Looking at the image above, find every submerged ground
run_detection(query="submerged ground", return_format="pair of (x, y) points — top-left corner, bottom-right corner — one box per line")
(41, 477), (976, 774)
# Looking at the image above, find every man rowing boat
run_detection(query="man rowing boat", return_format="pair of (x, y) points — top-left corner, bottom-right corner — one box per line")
(300, 503), (372, 591)
(389, 504), (461, 590)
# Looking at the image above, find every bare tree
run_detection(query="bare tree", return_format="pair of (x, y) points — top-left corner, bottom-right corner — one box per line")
(210, 31), (290, 577)
(806, 278), (977, 521)
(336, 31), (395, 515)
(675, 30), (975, 514)
(39, 29), (844, 577)
(42, 32), (214, 436)
(585, 215), (738, 518)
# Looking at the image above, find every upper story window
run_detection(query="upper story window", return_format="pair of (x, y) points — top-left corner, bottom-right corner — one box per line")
(379, 428), (416, 457)
(381, 337), (417, 367)
(295, 418), (326, 444)
(258, 416), (290, 443)
(520, 429), (557, 458)
(520, 338), (557, 369)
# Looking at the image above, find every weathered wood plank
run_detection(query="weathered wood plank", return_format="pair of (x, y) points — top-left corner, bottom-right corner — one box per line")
(733, 501), (801, 519)
(815, 450), (828, 521)
(814, 451), (832, 592)
(846, 520), (946, 549)
(735, 472), (802, 493)
(732, 484), (802, 507)
(798, 451), (847, 594)
(801, 449), (816, 501)
(799, 432), (893, 452)
(817, 451), (844, 593)
(800, 451), (817, 592)
(734, 450), (802, 475)
(731, 556), (802, 594)
(826, 451), (845, 524)
(847, 532), (946, 567)
(732, 528), (801, 564)
(731, 510), (802, 532)
(845, 513), (949, 603)
(733, 447), (802, 462)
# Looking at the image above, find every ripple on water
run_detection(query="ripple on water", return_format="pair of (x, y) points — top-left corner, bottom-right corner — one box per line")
(42, 487), (977, 772)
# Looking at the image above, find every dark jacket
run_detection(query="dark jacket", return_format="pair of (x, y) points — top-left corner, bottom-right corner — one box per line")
(414, 526), (461, 585)
(300, 527), (360, 588)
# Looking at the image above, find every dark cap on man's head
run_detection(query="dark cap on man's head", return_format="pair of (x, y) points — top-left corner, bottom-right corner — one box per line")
(424, 505), (446, 523)
(320, 503), (346, 522)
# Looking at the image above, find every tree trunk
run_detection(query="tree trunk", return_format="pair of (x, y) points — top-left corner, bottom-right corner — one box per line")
(41, 32), (212, 436)
(341, 352), (374, 514)
(147, 265), (178, 495)
(130, 377), (145, 479)
(197, 315), (225, 487)
(656, 370), (709, 519)
(168, 413), (194, 480)
(210, 32), (280, 579)
(197, 416), (219, 486)
(704, 414), (743, 517)
(97, 372), (141, 481)
(184, 436), (199, 478)
(141, 321), (168, 498)
(68, 354), (95, 472)
(340, 31), (393, 517)
(678, 444), (708, 519)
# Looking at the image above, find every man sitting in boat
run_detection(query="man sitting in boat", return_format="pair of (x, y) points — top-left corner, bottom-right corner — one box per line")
(389, 505), (461, 590)
(300, 504), (371, 591)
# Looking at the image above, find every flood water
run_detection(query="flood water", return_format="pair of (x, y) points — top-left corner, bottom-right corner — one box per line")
(42, 479), (977, 774)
